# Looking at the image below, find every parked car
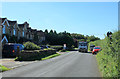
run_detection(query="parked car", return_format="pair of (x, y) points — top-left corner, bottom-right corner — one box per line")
(2, 43), (24, 57)
(90, 45), (95, 51)
(92, 46), (101, 54)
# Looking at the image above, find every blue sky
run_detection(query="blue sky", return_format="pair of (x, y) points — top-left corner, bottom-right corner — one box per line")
(1, 2), (118, 39)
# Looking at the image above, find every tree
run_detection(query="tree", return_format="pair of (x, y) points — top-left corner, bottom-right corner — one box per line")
(45, 29), (48, 34)
(49, 30), (54, 34)
(54, 30), (57, 34)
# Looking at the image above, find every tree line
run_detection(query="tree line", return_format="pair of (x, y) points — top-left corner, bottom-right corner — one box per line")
(44, 29), (100, 47)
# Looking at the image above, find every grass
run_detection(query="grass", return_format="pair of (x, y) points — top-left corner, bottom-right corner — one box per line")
(42, 53), (61, 60)
(0, 65), (10, 72)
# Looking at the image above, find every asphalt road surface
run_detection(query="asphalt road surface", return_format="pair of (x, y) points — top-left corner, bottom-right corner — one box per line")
(2, 51), (101, 77)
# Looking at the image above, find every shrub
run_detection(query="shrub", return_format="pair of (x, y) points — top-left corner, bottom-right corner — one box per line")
(23, 42), (41, 50)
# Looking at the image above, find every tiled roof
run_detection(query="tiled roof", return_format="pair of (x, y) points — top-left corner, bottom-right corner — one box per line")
(8, 20), (17, 26)
(1, 18), (7, 23)
(18, 24), (24, 28)
(0, 18), (7, 24)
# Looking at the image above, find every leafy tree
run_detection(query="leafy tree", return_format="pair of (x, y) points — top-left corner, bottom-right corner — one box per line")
(49, 30), (54, 34)
(45, 29), (48, 34)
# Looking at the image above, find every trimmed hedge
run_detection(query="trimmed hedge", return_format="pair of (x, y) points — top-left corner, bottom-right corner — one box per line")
(15, 49), (56, 61)
(23, 42), (41, 50)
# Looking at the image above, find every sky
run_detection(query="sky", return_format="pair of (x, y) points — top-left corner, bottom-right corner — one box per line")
(1, 2), (118, 39)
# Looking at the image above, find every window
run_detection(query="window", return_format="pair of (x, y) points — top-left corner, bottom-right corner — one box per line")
(2, 25), (5, 34)
(23, 31), (24, 37)
(13, 29), (16, 35)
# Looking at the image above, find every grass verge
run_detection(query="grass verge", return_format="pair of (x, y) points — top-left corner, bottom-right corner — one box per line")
(42, 53), (61, 60)
(0, 65), (10, 72)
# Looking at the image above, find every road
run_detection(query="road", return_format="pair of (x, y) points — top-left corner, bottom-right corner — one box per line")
(2, 51), (101, 77)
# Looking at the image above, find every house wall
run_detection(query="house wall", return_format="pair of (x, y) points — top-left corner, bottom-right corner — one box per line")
(19, 28), (24, 38)
(3, 21), (10, 35)
(16, 25), (21, 39)
(9, 26), (13, 36)
(14, 23), (18, 37)
(24, 24), (28, 38)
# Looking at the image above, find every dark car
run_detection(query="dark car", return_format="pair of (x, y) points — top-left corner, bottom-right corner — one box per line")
(90, 45), (95, 51)
(2, 43), (24, 57)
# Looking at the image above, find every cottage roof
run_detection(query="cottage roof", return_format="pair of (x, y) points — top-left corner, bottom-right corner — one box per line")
(18, 24), (24, 28)
(0, 18), (7, 25)
(1, 18), (7, 23)
(8, 20), (17, 26)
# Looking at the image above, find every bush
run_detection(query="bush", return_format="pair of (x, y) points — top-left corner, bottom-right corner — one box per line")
(23, 42), (41, 50)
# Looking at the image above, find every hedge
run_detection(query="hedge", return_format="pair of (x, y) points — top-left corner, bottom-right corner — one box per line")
(89, 31), (120, 78)
(15, 49), (56, 61)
